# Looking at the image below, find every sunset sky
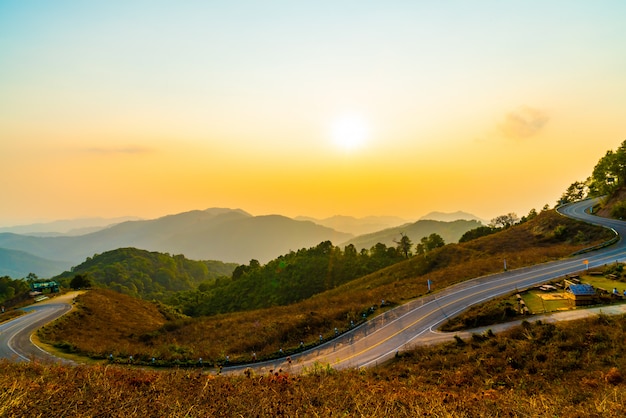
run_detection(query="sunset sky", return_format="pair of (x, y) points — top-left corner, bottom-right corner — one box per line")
(1, 1), (625, 226)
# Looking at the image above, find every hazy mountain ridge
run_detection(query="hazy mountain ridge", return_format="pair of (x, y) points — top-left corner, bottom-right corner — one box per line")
(0, 247), (70, 278)
(0, 208), (353, 276)
(341, 219), (483, 251)
(295, 214), (412, 235)
(419, 211), (485, 223)
(0, 208), (484, 278)
(0, 216), (142, 236)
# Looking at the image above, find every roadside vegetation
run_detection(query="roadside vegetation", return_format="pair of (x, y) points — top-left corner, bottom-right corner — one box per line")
(442, 267), (626, 332)
(0, 275), (31, 306)
(5, 314), (626, 416)
(0, 275), (36, 321)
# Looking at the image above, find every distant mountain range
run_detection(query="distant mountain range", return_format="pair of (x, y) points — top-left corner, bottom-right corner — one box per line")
(419, 211), (486, 224)
(0, 208), (484, 279)
(341, 219), (483, 251)
(0, 248), (68, 278)
(0, 216), (142, 236)
(0, 208), (352, 277)
(294, 215), (411, 235)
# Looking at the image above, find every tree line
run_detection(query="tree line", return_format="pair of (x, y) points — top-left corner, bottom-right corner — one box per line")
(559, 139), (626, 208)
(0, 275), (30, 307)
(168, 236), (448, 316)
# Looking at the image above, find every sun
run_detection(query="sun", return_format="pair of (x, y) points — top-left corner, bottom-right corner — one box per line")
(330, 113), (370, 152)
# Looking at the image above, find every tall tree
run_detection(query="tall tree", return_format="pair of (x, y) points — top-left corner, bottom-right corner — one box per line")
(70, 274), (92, 289)
(590, 140), (626, 195)
(416, 233), (445, 255)
(489, 213), (519, 229)
(395, 233), (413, 259)
(558, 180), (588, 205)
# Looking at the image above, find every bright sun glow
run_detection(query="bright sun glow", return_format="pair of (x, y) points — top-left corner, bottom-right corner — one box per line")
(331, 113), (370, 152)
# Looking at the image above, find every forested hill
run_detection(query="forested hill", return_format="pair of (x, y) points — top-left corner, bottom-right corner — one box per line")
(53, 248), (238, 301)
(169, 240), (408, 316)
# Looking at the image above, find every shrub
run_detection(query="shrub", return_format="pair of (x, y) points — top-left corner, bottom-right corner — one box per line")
(611, 200), (626, 219)
(605, 367), (623, 385)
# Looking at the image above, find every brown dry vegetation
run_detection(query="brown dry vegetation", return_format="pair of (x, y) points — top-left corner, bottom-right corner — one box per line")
(4, 315), (626, 417)
(36, 210), (615, 364)
(596, 187), (626, 218)
(0, 309), (24, 324)
(38, 290), (168, 356)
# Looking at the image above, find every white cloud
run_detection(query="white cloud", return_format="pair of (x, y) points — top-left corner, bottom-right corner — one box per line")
(498, 107), (549, 140)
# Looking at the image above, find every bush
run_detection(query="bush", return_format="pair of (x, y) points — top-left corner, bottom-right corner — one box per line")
(552, 225), (567, 239)
(611, 200), (626, 219)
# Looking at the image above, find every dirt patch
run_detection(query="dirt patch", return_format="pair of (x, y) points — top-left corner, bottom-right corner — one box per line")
(36, 290), (85, 306)
(538, 293), (566, 301)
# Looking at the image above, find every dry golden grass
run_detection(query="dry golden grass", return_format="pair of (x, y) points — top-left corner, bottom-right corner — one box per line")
(5, 315), (626, 417)
(37, 290), (168, 358)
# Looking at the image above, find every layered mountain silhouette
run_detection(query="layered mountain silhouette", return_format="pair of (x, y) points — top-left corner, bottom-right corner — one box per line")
(0, 208), (483, 278)
(295, 215), (411, 236)
(0, 216), (141, 236)
(0, 248), (68, 278)
(419, 211), (486, 223)
(0, 208), (352, 276)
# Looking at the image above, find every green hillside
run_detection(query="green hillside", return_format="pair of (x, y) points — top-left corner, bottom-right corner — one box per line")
(53, 248), (238, 300)
(170, 240), (406, 316)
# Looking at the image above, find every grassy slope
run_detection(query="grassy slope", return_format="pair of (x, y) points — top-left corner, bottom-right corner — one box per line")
(38, 209), (615, 363)
(38, 290), (168, 355)
(4, 315), (626, 416)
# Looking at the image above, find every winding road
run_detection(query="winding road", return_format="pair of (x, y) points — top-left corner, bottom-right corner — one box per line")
(2, 199), (626, 371)
(226, 198), (626, 374)
(0, 293), (78, 363)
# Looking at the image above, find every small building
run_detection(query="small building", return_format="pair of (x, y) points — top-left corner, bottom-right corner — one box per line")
(565, 283), (596, 306)
(30, 281), (60, 294)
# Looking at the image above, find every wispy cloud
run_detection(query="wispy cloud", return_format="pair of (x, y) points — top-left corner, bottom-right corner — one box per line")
(498, 107), (549, 140)
(83, 146), (155, 156)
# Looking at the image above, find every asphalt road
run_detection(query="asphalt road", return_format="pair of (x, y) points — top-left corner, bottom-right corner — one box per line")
(3, 199), (626, 371)
(0, 295), (76, 363)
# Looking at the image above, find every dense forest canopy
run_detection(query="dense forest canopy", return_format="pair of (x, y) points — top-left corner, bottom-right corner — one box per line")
(0, 275), (30, 306)
(168, 239), (427, 316)
(53, 248), (238, 301)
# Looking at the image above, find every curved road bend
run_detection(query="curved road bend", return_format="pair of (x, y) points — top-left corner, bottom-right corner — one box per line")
(225, 199), (626, 374)
(0, 295), (77, 363)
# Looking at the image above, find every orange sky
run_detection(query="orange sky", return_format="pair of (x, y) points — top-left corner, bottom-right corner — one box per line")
(1, 1), (625, 225)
